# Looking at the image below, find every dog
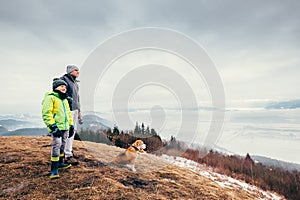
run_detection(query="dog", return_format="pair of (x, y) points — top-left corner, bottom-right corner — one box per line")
(112, 140), (146, 172)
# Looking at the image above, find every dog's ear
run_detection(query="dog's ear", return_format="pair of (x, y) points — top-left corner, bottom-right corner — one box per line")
(132, 140), (144, 148)
(132, 141), (138, 147)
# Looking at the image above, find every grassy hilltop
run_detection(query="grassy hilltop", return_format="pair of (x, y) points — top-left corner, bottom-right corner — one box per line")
(0, 136), (283, 200)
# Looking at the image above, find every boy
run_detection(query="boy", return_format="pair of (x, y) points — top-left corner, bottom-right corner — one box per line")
(42, 78), (75, 179)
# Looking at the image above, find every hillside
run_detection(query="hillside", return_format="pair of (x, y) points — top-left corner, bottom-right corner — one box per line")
(0, 126), (8, 134)
(0, 136), (284, 200)
(0, 119), (35, 131)
(0, 128), (48, 137)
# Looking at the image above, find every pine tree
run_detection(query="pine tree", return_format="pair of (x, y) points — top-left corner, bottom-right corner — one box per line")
(113, 125), (120, 135)
(146, 125), (150, 135)
(141, 123), (145, 134)
(151, 128), (157, 136)
(134, 121), (141, 134)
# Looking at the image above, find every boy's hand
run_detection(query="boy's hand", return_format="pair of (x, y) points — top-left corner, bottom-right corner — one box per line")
(49, 124), (62, 138)
(69, 125), (74, 138)
(52, 130), (62, 138)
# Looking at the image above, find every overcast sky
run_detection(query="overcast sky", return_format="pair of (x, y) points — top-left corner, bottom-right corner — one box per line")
(1, 0), (300, 115)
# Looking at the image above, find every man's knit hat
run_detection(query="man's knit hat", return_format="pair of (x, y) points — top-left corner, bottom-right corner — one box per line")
(66, 65), (79, 74)
(52, 78), (67, 90)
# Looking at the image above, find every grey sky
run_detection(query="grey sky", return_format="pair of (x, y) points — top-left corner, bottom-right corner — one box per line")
(1, 0), (300, 114)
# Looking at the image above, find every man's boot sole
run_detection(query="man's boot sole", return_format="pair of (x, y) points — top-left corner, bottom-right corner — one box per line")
(58, 164), (72, 170)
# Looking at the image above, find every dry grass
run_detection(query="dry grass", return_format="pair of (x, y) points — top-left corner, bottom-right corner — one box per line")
(0, 136), (269, 199)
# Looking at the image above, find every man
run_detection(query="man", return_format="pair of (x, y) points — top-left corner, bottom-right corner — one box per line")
(61, 65), (82, 165)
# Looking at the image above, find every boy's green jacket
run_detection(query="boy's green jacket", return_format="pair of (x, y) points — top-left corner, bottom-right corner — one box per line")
(42, 92), (73, 131)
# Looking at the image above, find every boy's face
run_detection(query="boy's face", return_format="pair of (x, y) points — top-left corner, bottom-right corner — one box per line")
(55, 85), (67, 93)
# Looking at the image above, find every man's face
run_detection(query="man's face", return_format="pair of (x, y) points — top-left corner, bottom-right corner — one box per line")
(70, 69), (79, 78)
(55, 85), (67, 93)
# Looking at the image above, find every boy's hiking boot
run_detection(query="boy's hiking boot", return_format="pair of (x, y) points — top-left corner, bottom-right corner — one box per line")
(58, 156), (72, 169)
(49, 161), (60, 179)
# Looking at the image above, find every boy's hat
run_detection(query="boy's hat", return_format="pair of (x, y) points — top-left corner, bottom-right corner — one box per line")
(66, 65), (79, 74)
(52, 78), (67, 90)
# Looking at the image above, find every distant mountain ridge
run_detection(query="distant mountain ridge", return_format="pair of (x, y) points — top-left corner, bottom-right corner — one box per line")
(79, 114), (112, 131)
(252, 155), (300, 171)
(265, 99), (300, 109)
(212, 145), (300, 171)
(0, 128), (48, 137)
(0, 119), (33, 131)
(0, 126), (8, 134)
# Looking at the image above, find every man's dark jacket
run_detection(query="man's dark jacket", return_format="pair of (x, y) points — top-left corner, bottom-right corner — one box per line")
(60, 74), (80, 111)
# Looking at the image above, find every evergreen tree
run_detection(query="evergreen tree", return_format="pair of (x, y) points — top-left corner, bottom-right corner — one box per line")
(146, 125), (150, 135)
(134, 121), (141, 134)
(141, 122), (145, 134)
(151, 128), (157, 136)
(113, 125), (120, 135)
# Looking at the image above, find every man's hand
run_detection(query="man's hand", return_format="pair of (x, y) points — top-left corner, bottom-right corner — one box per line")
(69, 125), (74, 138)
(78, 112), (83, 124)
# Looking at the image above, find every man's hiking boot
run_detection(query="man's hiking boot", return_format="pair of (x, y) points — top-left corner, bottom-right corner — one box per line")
(71, 151), (80, 159)
(65, 156), (79, 166)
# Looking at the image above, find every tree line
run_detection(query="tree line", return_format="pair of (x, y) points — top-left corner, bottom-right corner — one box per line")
(77, 122), (163, 153)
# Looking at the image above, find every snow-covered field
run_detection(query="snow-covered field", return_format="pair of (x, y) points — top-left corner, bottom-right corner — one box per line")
(162, 155), (284, 200)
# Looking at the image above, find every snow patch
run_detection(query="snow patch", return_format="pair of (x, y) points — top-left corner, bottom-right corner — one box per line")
(162, 155), (284, 200)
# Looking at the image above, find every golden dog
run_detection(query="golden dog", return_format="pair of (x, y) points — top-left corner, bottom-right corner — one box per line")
(112, 140), (146, 172)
